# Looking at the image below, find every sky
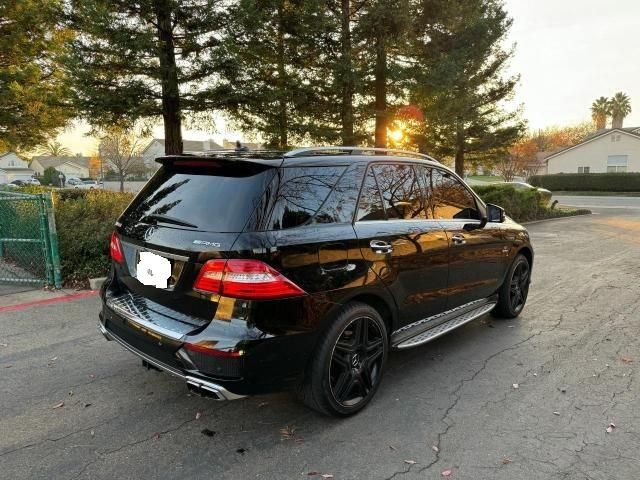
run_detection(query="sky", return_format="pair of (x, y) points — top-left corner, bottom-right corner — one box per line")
(59, 0), (640, 155)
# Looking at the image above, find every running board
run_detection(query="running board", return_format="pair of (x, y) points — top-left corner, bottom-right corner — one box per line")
(393, 301), (497, 350)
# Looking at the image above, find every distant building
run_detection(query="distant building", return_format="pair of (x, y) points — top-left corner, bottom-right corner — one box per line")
(31, 155), (92, 179)
(0, 152), (36, 184)
(544, 127), (640, 174)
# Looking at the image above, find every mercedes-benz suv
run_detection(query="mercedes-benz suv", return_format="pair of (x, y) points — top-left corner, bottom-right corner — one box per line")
(99, 147), (533, 416)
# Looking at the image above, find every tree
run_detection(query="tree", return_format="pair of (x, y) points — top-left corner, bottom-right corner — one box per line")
(407, 0), (525, 175)
(497, 136), (537, 181)
(99, 127), (145, 192)
(0, 0), (72, 151)
(222, 0), (336, 148)
(38, 140), (71, 156)
(609, 92), (632, 129)
(591, 96), (610, 130)
(66, 0), (232, 155)
(42, 166), (62, 186)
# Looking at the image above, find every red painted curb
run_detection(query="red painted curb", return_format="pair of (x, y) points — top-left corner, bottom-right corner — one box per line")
(0, 290), (99, 314)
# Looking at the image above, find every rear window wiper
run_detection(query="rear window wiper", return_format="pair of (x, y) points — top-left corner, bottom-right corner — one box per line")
(143, 214), (198, 229)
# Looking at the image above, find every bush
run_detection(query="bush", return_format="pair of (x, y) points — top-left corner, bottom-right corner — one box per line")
(473, 185), (545, 222)
(54, 190), (134, 285)
(530, 173), (640, 192)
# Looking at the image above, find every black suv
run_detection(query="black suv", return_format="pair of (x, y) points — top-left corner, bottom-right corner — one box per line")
(99, 147), (533, 416)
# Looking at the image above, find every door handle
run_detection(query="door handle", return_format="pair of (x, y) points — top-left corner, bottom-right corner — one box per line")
(370, 240), (393, 254)
(451, 234), (466, 245)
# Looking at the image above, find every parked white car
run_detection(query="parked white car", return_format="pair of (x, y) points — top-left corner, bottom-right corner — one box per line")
(27, 178), (41, 185)
(74, 180), (100, 190)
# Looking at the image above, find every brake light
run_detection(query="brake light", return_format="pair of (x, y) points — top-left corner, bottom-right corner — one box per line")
(194, 259), (305, 300)
(110, 231), (124, 263)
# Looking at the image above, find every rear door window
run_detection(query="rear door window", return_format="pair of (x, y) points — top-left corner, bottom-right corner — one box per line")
(119, 162), (275, 233)
(356, 168), (386, 221)
(372, 164), (427, 220)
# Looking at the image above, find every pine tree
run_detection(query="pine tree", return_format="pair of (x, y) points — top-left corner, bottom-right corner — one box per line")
(408, 0), (524, 174)
(0, 0), (72, 151)
(66, 0), (231, 154)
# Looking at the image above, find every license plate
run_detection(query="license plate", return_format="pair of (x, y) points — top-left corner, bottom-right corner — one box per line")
(136, 251), (172, 289)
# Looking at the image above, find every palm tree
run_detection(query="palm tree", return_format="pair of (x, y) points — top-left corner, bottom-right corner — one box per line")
(609, 92), (632, 129)
(591, 96), (610, 130)
(38, 140), (71, 156)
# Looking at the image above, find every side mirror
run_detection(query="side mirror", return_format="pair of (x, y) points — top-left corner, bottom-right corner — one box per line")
(487, 203), (506, 223)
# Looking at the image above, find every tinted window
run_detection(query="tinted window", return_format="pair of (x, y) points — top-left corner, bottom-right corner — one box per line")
(372, 164), (427, 220)
(315, 164), (365, 224)
(356, 168), (385, 221)
(251, 166), (345, 230)
(426, 169), (480, 220)
(120, 162), (275, 233)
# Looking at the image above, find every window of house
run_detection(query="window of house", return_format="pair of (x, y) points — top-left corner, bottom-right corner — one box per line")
(611, 134), (622, 142)
(607, 155), (628, 173)
(578, 166), (591, 174)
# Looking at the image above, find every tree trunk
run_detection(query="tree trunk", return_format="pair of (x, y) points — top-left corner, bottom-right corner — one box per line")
(340, 0), (355, 146)
(374, 30), (387, 148)
(119, 172), (124, 193)
(455, 117), (465, 176)
(612, 115), (623, 129)
(276, 3), (288, 149)
(155, 0), (182, 155)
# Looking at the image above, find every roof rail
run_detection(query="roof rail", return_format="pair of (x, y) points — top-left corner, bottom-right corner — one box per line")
(284, 146), (438, 162)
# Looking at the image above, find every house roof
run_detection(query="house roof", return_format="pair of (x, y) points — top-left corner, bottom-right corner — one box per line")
(142, 138), (224, 154)
(31, 156), (91, 169)
(544, 128), (640, 163)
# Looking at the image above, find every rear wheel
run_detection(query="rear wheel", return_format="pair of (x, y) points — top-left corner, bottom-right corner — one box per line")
(298, 302), (388, 416)
(494, 254), (530, 318)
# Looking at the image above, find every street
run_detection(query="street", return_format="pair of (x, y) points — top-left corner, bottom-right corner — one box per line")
(1, 202), (639, 480)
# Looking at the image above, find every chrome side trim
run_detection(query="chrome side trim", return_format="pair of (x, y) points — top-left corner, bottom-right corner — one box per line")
(393, 298), (489, 337)
(394, 302), (497, 350)
(98, 323), (245, 401)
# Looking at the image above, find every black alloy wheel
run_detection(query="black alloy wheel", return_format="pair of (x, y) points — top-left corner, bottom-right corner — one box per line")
(494, 253), (531, 318)
(509, 261), (530, 314)
(298, 302), (388, 416)
(329, 316), (385, 407)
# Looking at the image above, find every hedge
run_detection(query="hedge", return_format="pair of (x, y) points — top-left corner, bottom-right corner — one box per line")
(473, 185), (546, 222)
(529, 173), (640, 192)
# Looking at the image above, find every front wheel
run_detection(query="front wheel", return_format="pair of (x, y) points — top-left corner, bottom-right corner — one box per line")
(298, 302), (388, 416)
(494, 253), (531, 318)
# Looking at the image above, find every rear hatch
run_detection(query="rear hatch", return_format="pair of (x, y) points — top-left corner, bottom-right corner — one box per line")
(111, 157), (280, 324)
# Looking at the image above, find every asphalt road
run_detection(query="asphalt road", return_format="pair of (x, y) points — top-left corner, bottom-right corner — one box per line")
(554, 195), (640, 210)
(1, 205), (639, 480)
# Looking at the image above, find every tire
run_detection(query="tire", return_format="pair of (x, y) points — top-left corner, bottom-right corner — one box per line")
(494, 253), (531, 318)
(298, 302), (389, 416)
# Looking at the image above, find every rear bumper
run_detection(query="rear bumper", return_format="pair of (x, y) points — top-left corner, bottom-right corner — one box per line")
(98, 321), (245, 401)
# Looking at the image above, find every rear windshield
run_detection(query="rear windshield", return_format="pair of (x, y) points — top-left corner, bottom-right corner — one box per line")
(119, 162), (276, 233)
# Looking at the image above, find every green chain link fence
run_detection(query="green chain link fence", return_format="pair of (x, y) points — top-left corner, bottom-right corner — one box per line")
(0, 190), (62, 289)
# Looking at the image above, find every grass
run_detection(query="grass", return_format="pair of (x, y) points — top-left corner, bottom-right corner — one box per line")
(467, 175), (503, 182)
(552, 191), (640, 197)
(523, 206), (592, 223)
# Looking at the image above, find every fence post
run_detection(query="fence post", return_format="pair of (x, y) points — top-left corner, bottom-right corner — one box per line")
(37, 194), (55, 286)
(44, 193), (62, 289)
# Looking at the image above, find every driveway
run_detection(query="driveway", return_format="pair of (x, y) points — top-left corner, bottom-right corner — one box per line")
(1, 209), (639, 480)
(554, 194), (640, 210)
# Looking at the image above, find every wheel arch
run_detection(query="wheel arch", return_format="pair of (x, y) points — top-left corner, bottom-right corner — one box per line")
(517, 246), (533, 268)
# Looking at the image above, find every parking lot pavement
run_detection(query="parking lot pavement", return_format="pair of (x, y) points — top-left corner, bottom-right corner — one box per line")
(1, 209), (639, 480)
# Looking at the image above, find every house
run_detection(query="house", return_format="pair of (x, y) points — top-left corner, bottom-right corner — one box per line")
(141, 138), (224, 174)
(545, 127), (640, 174)
(30, 156), (92, 179)
(0, 152), (35, 184)
(222, 139), (264, 150)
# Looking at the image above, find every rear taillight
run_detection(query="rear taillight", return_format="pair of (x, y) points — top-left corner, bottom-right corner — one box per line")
(194, 259), (305, 300)
(110, 231), (124, 263)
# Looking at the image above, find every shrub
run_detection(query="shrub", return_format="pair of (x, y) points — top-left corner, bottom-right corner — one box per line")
(473, 185), (545, 222)
(54, 190), (134, 285)
(530, 173), (640, 192)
